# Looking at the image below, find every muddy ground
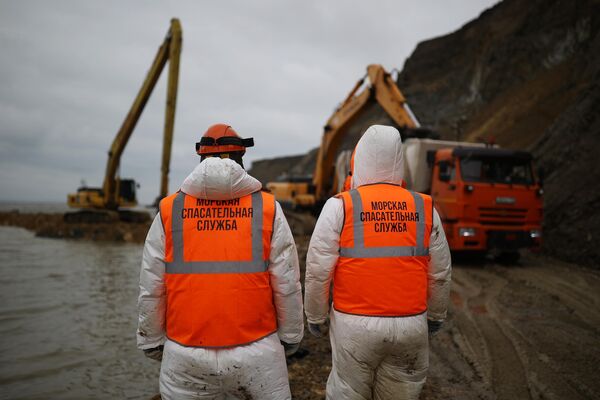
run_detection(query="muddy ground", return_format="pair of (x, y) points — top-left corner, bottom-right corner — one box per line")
(2, 212), (598, 399)
(290, 233), (600, 400)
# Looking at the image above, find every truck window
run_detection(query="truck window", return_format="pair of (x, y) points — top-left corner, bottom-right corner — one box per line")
(460, 157), (534, 185)
(438, 161), (455, 182)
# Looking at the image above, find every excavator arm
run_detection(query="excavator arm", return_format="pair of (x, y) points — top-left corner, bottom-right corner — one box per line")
(313, 64), (421, 200)
(158, 19), (182, 204)
(103, 18), (182, 209)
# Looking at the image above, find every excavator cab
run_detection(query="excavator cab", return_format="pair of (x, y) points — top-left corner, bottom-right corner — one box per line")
(118, 179), (138, 205)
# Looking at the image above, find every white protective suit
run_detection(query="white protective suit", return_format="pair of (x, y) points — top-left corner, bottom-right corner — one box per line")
(137, 157), (304, 400)
(304, 125), (452, 400)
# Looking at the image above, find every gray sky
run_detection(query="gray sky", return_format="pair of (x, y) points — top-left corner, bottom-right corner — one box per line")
(0, 0), (497, 203)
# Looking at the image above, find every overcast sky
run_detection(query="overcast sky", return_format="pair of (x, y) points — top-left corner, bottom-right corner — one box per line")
(0, 0), (497, 204)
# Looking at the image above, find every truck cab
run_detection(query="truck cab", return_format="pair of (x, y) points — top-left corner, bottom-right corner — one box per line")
(430, 147), (543, 254)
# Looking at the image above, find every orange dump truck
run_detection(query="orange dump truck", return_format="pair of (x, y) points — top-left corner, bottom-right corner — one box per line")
(403, 138), (543, 258)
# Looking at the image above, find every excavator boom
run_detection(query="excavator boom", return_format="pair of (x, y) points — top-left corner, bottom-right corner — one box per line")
(267, 64), (429, 211)
(103, 18), (182, 209)
(158, 19), (181, 203)
(313, 64), (421, 200)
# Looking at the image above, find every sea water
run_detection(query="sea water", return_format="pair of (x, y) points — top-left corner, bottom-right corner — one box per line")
(0, 226), (159, 399)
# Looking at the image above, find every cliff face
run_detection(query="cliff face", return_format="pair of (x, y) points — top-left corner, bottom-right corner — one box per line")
(531, 82), (600, 265)
(398, 0), (599, 147)
(397, 0), (600, 265)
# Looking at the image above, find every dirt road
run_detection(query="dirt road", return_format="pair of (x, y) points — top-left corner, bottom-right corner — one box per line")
(290, 235), (600, 400)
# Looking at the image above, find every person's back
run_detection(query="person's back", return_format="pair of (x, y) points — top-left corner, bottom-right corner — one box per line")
(304, 125), (451, 400)
(334, 183), (432, 317)
(158, 181), (278, 349)
(138, 124), (303, 399)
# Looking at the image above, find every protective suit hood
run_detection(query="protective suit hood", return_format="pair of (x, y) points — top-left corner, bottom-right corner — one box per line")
(352, 125), (404, 189)
(180, 157), (262, 200)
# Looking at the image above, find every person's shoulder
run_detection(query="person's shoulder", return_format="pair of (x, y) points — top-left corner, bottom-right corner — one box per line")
(323, 196), (344, 212)
(334, 188), (352, 201)
(402, 186), (431, 201)
(158, 190), (183, 211)
(163, 190), (182, 199)
(260, 185), (272, 194)
(258, 189), (275, 202)
(413, 190), (432, 202)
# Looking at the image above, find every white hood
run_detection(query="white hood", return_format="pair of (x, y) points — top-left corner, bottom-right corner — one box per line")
(352, 125), (404, 189)
(180, 157), (262, 200)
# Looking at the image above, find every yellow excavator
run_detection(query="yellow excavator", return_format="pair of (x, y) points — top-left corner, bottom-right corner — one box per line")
(267, 64), (434, 210)
(66, 18), (182, 223)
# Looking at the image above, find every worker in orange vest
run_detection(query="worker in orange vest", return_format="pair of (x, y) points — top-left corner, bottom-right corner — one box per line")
(137, 124), (304, 399)
(305, 125), (452, 400)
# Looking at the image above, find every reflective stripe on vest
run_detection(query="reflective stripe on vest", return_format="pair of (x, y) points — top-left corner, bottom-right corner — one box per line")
(167, 191), (268, 273)
(339, 189), (429, 258)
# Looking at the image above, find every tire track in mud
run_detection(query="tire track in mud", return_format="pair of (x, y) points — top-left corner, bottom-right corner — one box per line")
(452, 268), (532, 400)
(495, 261), (600, 399)
(446, 273), (491, 386)
(452, 261), (600, 400)
(505, 263), (600, 332)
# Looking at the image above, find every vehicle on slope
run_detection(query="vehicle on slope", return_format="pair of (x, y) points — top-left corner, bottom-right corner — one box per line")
(66, 19), (182, 223)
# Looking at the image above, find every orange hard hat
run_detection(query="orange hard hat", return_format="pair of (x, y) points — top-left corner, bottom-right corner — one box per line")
(195, 124), (254, 155)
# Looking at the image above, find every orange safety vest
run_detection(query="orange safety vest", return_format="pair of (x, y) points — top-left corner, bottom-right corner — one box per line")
(159, 190), (277, 348)
(334, 183), (433, 317)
